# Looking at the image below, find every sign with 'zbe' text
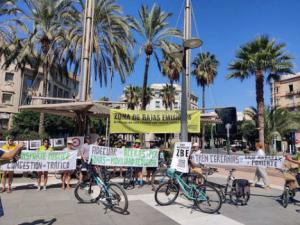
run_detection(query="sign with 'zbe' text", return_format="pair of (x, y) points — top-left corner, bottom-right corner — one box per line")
(170, 142), (192, 173)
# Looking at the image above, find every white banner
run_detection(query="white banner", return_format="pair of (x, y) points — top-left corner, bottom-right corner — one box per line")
(170, 142), (192, 173)
(89, 145), (158, 167)
(0, 150), (77, 171)
(192, 154), (284, 168)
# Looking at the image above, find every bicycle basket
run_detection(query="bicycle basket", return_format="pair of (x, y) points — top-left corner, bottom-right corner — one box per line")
(166, 168), (176, 178)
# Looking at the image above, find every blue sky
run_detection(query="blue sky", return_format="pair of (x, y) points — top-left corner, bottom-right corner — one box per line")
(92, 0), (300, 111)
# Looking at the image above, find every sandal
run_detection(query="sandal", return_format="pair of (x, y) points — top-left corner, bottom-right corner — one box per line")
(0, 188), (6, 193)
(7, 189), (12, 193)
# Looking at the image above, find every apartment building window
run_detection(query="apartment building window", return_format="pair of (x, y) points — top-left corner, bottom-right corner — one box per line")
(53, 85), (57, 97)
(275, 87), (279, 94)
(58, 88), (63, 98)
(64, 91), (69, 98)
(289, 84), (293, 93)
(4, 72), (14, 82)
(155, 101), (160, 108)
(155, 91), (160, 97)
(24, 75), (33, 88)
(174, 102), (179, 109)
(2, 92), (13, 105)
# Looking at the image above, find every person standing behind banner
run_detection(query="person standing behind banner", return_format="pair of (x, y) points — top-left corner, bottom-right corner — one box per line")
(1, 136), (16, 193)
(189, 143), (203, 174)
(37, 138), (53, 191)
(146, 140), (158, 184)
(79, 136), (91, 183)
(62, 140), (74, 190)
(133, 139), (144, 188)
(252, 143), (270, 189)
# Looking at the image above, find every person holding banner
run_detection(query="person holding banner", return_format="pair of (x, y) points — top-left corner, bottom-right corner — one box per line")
(37, 138), (53, 191)
(189, 143), (203, 175)
(252, 143), (270, 189)
(62, 140), (74, 190)
(79, 136), (91, 183)
(1, 136), (16, 193)
(0, 142), (24, 218)
(133, 139), (144, 187)
(146, 140), (159, 184)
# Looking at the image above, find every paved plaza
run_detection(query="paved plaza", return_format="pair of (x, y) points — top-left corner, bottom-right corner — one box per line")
(0, 173), (299, 225)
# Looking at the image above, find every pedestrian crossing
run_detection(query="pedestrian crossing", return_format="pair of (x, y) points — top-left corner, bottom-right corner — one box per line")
(128, 194), (244, 225)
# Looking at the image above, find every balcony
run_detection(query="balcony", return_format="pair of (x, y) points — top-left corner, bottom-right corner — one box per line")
(285, 90), (300, 97)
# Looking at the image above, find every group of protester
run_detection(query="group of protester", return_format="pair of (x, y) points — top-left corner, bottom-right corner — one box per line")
(0, 135), (300, 193)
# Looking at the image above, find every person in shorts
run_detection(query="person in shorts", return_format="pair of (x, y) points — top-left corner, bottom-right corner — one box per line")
(133, 139), (144, 187)
(146, 140), (158, 184)
(62, 140), (74, 190)
(286, 147), (300, 186)
(37, 138), (53, 191)
(1, 136), (16, 193)
(79, 136), (91, 183)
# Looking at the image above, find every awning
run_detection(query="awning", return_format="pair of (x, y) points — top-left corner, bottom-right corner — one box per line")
(18, 101), (110, 118)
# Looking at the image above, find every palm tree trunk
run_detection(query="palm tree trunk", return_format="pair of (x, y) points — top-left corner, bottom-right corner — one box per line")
(141, 54), (151, 110)
(38, 61), (48, 135)
(201, 86), (206, 149)
(256, 70), (265, 146)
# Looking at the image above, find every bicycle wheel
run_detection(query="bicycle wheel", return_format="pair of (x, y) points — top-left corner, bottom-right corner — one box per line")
(194, 183), (222, 214)
(155, 181), (179, 206)
(281, 188), (289, 208)
(229, 188), (250, 205)
(74, 180), (101, 203)
(123, 169), (135, 190)
(151, 168), (169, 191)
(105, 183), (128, 214)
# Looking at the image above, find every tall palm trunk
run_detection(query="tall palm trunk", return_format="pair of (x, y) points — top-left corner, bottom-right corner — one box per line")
(141, 54), (151, 110)
(256, 70), (265, 146)
(201, 85), (206, 149)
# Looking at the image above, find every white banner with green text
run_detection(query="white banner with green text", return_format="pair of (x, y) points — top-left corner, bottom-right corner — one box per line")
(0, 150), (77, 171)
(89, 145), (158, 167)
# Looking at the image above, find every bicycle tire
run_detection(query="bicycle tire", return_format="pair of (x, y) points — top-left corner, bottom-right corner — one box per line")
(74, 181), (101, 203)
(151, 168), (169, 191)
(229, 188), (250, 205)
(123, 168), (135, 190)
(281, 188), (289, 208)
(105, 183), (128, 214)
(154, 181), (179, 206)
(194, 183), (222, 214)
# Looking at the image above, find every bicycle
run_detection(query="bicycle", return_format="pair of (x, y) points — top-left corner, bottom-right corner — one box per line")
(123, 167), (136, 190)
(205, 168), (250, 205)
(74, 161), (128, 214)
(277, 167), (299, 208)
(154, 168), (222, 214)
(151, 159), (170, 191)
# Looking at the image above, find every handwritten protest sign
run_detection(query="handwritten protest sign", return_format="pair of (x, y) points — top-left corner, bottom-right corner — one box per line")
(67, 136), (84, 150)
(89, 145), (158, 167)
(170, 142), (192, 173)
(1, 150), (77, 171)
(192, 154), (284, 168)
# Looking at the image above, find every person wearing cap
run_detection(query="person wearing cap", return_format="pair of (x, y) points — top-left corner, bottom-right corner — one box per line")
(62, 140), (74, 190)
(37, 138), (53, 191)
(79, 136), (91, 183)
(1, 136), (16, 193)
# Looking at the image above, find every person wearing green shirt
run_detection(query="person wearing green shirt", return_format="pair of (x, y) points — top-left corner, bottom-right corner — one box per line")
(37, 138), (53, 191)
(286, 147), (300, 185)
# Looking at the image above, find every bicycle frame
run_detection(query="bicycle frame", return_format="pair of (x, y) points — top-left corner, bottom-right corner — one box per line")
(88, 166), (112, 199)
(172, 172), (208, 201)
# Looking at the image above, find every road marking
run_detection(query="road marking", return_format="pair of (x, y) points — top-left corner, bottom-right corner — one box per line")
(128, 194), (245, 225)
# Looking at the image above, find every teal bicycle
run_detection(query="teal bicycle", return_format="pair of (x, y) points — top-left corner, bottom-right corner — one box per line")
(154, 168), (222, 214)
(74, 162), (128, 214)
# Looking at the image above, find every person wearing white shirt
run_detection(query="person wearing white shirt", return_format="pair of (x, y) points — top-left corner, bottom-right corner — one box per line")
(252, 143), (270, 189)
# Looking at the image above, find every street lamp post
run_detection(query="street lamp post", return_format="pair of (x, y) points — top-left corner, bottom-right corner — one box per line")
(225, 123), (232, 154)
(179, 38), (202, 142)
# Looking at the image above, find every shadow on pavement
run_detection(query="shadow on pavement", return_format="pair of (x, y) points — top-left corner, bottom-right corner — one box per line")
(13, 183), (64, 191)
(19, 218), (57, 225)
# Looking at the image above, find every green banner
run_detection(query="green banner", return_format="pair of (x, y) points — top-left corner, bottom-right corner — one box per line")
(89, 145), (158, 167)
(110, 109), (200, 133)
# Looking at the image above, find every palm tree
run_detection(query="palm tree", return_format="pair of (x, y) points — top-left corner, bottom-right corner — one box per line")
(192, 52), (219, 149)
(2, 0), (74, 135)
(160, 84), (176, 110)
(130, 4), (181, 110)
(161, 44), (182, 86)
(124, 85), (140, 110)
(228, 36), (293, 145)
(0, 0), (18, 44)
(141, 87), (154, 108)
(66, 0), (135, 86)
(192, 52), (219, 112)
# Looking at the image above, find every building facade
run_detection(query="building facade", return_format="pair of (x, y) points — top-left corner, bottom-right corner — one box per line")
(0, 62), (79, 133)
(270, 73), (300, 111)
(120, 83), (199, 110)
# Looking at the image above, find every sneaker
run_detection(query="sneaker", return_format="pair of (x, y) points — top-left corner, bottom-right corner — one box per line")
(37, 186), (41, 191)
(43, 186), (47, 191)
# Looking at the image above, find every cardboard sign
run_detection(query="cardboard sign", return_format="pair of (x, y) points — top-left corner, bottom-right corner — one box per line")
(170, 142), (192, 173)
